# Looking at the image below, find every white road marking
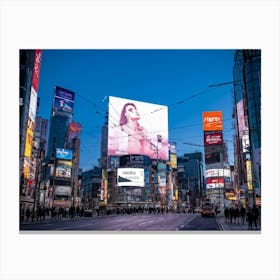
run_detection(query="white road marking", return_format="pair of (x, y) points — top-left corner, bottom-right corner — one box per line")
(138, 220), (154, 226)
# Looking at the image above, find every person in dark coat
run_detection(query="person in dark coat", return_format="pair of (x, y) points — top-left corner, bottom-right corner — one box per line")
(246, 208), (254, 230)
(240, 206), (246, 225)
(26, 208), (31, 222)
(252, 205), (260, 229)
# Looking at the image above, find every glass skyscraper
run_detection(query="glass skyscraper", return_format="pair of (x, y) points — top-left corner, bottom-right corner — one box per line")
(233, 50), (261, 200)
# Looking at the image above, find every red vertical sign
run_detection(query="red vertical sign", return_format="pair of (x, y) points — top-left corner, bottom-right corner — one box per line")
(32, 50), (42, 92)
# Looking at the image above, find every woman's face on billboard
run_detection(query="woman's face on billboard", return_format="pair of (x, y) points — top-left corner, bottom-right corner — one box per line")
(125, 104), (140, 120)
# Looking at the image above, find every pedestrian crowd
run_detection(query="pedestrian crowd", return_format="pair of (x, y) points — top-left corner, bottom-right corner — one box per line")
(20, 205), (196, 223)
(223, 205), (260, 230)
(20, 205), (86, 223)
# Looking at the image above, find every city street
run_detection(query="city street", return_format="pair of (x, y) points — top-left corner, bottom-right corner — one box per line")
(20, 213), (259, 231)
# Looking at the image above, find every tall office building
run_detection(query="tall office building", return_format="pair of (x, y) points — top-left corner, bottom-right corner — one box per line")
(233, 50), (261, 203)
(100, 111), (108, 169)
(19, 50), (42, 210)
(177, 152), (204, 208)
(45, 86), (78, 208)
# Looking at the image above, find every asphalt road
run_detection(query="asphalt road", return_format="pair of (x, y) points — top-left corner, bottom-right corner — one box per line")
(20, 213), (222, 232)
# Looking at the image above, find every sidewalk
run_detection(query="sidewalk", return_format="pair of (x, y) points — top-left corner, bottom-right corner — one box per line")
(20, 214), (91, 225)
(216, 215), (261, 231)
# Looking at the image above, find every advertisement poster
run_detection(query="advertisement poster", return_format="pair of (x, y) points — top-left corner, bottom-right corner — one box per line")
(24, 127), (33, 158)
(28, 87), (37, 123)
(202, 111), (223, 131)
(108, 96), (169, 160)
(54, 96), (74, 115)
(55, 159), (72, 178)
(31, 49), (42, 92)
(117, 168), (145, 187)
(205, 168), (231, 178)
(204, 131), (223, 145)
(53, 86), (75, 116)
(56, 148), (73, 160)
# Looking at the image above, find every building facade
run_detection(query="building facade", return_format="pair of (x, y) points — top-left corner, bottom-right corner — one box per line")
(177, 152), (204, 208)
(233, 50), (261, 206)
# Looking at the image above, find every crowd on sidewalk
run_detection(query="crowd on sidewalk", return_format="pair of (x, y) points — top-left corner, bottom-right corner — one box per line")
(20, 205), (87, 223)
(222, 205), (261, 230)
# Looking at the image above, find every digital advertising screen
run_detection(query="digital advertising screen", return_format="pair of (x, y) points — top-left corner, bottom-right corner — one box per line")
(202, 111), (223, 131)
(54, 96), (74, 115)
(108, 96), (169, 160)
(55, 159), (72, 179)
(54, 186), (72, 196)
(117, 168), (145, 187)
(205, 168), (231, 178)
(55, 86), (75, 102)
(28, 87), (38, 123)
(56, 148), (73, 160)
(206, 178), (225, 189)
(24, 127), (33, 159)
(204, 131), (223, 146)
(53, 86), (75, 116)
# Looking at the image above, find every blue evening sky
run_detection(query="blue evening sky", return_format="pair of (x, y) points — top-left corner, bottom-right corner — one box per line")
(37, 49), (235, 170)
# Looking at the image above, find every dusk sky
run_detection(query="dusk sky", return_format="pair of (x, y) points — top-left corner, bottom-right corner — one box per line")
(38, 49), (235, 170)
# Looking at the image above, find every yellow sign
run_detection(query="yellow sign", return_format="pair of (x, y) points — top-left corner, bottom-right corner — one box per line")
(24, 127), (33, 158)
(170, 153), (177, 169)
(246, 160), (253, 191)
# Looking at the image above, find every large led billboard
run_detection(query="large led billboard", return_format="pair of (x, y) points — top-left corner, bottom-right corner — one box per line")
(53, 86), (75, 116)
(108, 96), (169, 160)
(117, 168), (145, 187)
(206, 178), (224, 189)
(202, 111), (223, 131)
(205, 168), (231, 178)
(54, 186), (72, 196)
(24, 127), (33, 158)
(55, 159), (72, 178)
(28, 87), (38, 123)
(204, 131), (223, 146)
(56, 148), (73, 160)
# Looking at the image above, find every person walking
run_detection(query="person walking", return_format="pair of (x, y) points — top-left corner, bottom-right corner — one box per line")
(25, 208), (31, 222)
(224, 207), (229, 222)
(229, 207), (234, 223)
(252, 205), (260, 229)
(240, 206), (246, 225)
(246, 208), (254, 230)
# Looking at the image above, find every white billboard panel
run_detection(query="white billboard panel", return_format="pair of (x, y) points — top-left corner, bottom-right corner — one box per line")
(205, 168), (231, 178)
(54, 186), (72, 196)
(206, 183), (224, 189)
(117, 168), (145, 187)
(108, 96), (169, 160)
(29, 86), (38, 122)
